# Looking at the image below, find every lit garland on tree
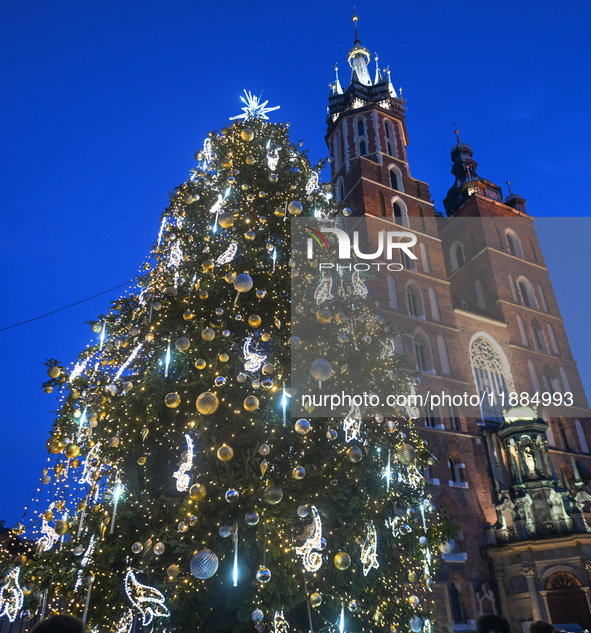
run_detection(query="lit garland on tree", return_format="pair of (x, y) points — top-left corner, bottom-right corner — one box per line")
(0, 96), (451, 632)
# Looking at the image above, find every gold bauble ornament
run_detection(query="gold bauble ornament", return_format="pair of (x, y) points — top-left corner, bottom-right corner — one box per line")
(241, 128), (254, 141)
(137, 456), (147, 465)
(274, 206), (285, 217)
(195, 359), (207, 370)
(220, 157), (232, 169)
(218, 212), (234, 228)
(47, 366), (60, 379)
(262, 363), (274, 375)
(44, 386), (53, 394)
(55, 520), (70, 536)
(245, 230), (256, 241)
(189, 483), (207, 501)
(316, 308), (333, 324)
(287, 201), (303, 216)
(334, 552), (351, 570)
(71, 458), (81, 468)
(261, 332), (271, 342)
(167, 564), (180, 579)
(145, 332), (154, 342)
(408, 571), (418, 583)
(46, 436), (65, 454)
(397, 444), (416, 466)
(310, 358), (332, 381)
(202, 260), (214, 272)
(346, 446), (363, 463)
(199, 290), (209, 300)
(43, 510), (54, 521)
(310, 593), (322, 608)
(217, 444), (234, 462)
(269, 174), (278, 183)
(248, 315), (262, 328)
(219, 353), (229, 363)
(14, 555), (27, 567)
(224, 271), (236, 283)
(175, 336), (191, 351)
(201, 328), (215, 341)
(108, 437), (120, 447)
(244, 396), (259, 412)
(165, 392), (181, 409)
(256, 289), (267, 299)
(196, 392), (219, 415)
(246, 155), (256, 165)
(233, 273), (253, 293)
(183, 310), (194, 321)
(65, 444), (80, 459)
(91, 322), (103, 334)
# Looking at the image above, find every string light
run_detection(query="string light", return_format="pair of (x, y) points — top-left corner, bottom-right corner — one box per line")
(243, 337), (267, 372)
(113, 608), (134, 633)
(124, 570), (170, 626)
(343, 405), (362, 443)
(0, 568), (24, 622)
(216, 242), (238, 266)
(360, 522), (379, 576)
(295, 506), (323, 572)
(38, 502), (59, 553)
(172, 434), (193, 492)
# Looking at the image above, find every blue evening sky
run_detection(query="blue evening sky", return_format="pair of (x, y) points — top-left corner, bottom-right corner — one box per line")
(1, 0), (590, 524)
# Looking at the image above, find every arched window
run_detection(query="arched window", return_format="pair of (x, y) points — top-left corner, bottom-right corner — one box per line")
(438, 336), (451, 375)
(334, 131), (342, 170)
(425, 402), (442, 428)
(420, 243), (431, 274)
(575, 420), (589, 454)
(359, 140), (367, 156)
(450, 581), (468, 624)
(358, 119), (365, 136)
(450, 242), (465, 271)
(508, 275), (519, 303)
(388, 275), (398, 309)
(475, 279), (486, 310)
(529, 238), (539, 263)
(517, 315), (529, 347)
(547, 324), (560, 355)
(450, 404), (461, 430)
(335, 177), (344, 204)
(388, 164), (403, 192)
(531, 319), (548, 353)
(402, 247), (417, 271)
(518, 277), (538, 309)
(407, 282), (424, 317)
(538, 285), (549, 312)
(559, 367), (572, 393)
(541, 365), (558, 394)
(528, 360), (541, 394)
(470, 335), (510, 423)
(542, 412), (556, 447)
(384, 120), (396, 157)
(449, 457), (466, 484)
(414, 329), (433, 371)
(378, 191), (386, 217)
(505, 229), (524, 258)
(391, 197), (409, 227)
(429, 287), (441, 321)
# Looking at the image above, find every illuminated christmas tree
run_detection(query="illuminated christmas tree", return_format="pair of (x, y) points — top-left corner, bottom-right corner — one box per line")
(0, 94), (449, 633)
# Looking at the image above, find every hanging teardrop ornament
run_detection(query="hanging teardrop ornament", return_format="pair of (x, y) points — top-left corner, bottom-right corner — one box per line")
(260, 459), (269, 478)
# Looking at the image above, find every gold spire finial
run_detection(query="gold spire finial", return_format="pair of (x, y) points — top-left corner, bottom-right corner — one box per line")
(506, 181), (513, 194)
(353, 7), (358, 22)
(454, 129), (461, 143)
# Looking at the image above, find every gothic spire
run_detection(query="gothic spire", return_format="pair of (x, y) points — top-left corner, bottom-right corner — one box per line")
(348, 10), (372, 87)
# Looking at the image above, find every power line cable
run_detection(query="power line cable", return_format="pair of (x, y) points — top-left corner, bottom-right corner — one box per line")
(0, 280), (135, 333)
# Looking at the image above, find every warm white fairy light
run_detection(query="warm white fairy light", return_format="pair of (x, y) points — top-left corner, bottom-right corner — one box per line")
(124, 570), (170, 626)
(216, 242), (238, 266)
(0, 568), (24, 622)
(314, 272), (333, 305)
(38, 502), (59, 553)
(243, 337), (267, 373)
(360, 522), (379, 576)
(203, 138), (214, 165)
(172, 434), (193, 492)
(114, 344), (143, 382)
(267, 147), (280, 171)
(168, 243), (183, 268)
(352, 270), (368, 299)
(156, 217), (167, 247)
(295, 505), (323, 572)
(70, 356), (90, 382)
(343, 405), (362, 443)
(386, 515), (412, 537)
(113, 608), (134, 633)
(79, 443), (101, 485)
(75, 535), (96, 590)
(230, 90), (280, 121)
(305, 172), (319, 195)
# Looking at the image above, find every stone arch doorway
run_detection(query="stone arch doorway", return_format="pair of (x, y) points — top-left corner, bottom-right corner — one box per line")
(545, 572), (591, 629)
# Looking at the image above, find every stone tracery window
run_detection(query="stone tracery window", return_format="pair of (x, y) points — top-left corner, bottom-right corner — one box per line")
(470, 336), (509, 423)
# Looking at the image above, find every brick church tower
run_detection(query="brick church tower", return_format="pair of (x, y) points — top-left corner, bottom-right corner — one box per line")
(326, 14), (591, 633)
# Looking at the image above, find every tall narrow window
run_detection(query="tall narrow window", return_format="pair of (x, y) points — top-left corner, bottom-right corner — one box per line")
(402, 248), (417, 271)
(575, 420), (589, 454)
(517, 315), (529, 346)
(407, 282), (423, 317)
(385, 120), (396, 157)
(528, 360), (541, 394)
(538, 286), (549, 312)
(414, 330), (433, 371)
(359, 140), (367, 156)
(438, 335), (451, 374)
(358, 119), (365, 136)
(518, 277), (537, 309)
(388, 275), (398, 309)
(450, 404), (461, 430)
(559, 367), (572, 393)
(335, 177), (344, 203)
(393, 202), (402, 224)
(378, 191), (386, 217)
(529, 238), (539, 263)
(547, 324), (560, 354)
(450, 582), (467, 624)
(334, 131), (342, 170)
(475, 279), (486, 310)
(509, 275), (519, 303)
(470, 336), (509, 423)
(429, 287), (441, 321)
(506, 230), (524, 258)
(420, 243), (431, 274)
(450, 242), (465, 271)
(531, 319), (548, 353)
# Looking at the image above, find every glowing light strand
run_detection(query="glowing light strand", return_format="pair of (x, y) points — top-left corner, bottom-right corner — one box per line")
(305, 172), (319, 195)
(124, 570), (170, 626)
(273, 610), (290, 633)
(79, 443), (101, 486)
(360, 522), (379, 576)
(113, 609), (134, 633)
(0, 568), (24, 623)
(168, 243), (183, 268)
(352, 270), (368, 299)
(295, 506), (323, 572)
(74, 535), (96, 590)
(172, 435), (193, 492)
(243, 337), (267, 373)
(114, 344), (143, 382)
(38, 502), (59, 553)
(343, 405), (362, 443)
(230, 90), (280, 121)
(216, 242), (238, 266)
(314, 272), (334, 305)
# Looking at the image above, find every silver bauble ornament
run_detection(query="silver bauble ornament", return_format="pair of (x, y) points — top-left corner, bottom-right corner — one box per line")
(190, 549), (219, 580)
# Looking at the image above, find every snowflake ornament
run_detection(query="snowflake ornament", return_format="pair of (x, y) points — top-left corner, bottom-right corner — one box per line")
(230, 90), (280, 121)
